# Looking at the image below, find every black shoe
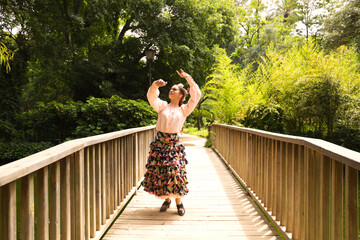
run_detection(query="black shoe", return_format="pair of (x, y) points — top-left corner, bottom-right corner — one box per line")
(176, 203), (185, 216)
(160, 200), (171, 212)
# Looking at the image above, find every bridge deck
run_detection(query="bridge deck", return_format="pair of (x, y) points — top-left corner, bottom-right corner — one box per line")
(102, 134), (281, 240)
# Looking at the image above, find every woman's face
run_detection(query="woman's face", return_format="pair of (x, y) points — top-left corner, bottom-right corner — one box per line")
(169, 85), (183, 101)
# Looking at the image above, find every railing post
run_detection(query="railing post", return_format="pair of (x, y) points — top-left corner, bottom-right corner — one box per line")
(331, 159), (343, 240)
(20, 174), (35, 240)
(345, 165), (358, 240)
(89, 146), (96, 238)
(49, 161), (60, 240)
(36, 167), (49, 240)
(0, 181), (17, 240)
(319, 155), (331, 240)
(74, 149), (85, 240)
(60, 156), (71, 240)
(134, 133), (139, 195)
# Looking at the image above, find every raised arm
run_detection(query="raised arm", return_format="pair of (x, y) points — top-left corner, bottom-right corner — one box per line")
(147, 80), (168, 113)
(177, 70), (202, 117)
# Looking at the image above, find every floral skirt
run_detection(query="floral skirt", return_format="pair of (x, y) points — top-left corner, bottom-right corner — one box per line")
(141, 131), (189, 199)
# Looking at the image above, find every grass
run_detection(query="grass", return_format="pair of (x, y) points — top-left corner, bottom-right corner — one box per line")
(182, 127), (208, 138)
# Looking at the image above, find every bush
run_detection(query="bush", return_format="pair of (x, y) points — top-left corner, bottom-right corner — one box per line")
(0, 141), (53, 165)
(19, 95), (157, 141)
(242, 103), (284, 133)
(73, 96), (157, 138)
(21, 101), (81, 143)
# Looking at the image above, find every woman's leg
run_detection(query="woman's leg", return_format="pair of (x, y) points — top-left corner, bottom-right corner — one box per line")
(176, 197), (185, 216)
(160, 197), (171, 212)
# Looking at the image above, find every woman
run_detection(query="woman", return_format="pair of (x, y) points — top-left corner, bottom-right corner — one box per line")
(141, 69), (201, 216)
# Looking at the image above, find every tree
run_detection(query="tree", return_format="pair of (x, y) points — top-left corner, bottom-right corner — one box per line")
(0, 0), (238, 107)
(323, 0), (360, 49)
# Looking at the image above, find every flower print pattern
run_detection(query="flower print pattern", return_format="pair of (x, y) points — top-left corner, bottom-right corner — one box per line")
(141, 131), (189, 199)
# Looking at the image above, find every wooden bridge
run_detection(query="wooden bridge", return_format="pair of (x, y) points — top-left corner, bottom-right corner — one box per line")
(0, 124), (359, 240)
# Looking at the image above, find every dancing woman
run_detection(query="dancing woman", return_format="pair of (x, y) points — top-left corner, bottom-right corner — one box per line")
(141, 69), (201, 216)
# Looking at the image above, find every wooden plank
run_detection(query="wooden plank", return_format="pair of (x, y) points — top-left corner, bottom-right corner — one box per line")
(314, 152), (321, 240)
(36, 167), (49, 240)
(70, 154), (76, 240)
(0, 181), (16, 240)
(210, 124), (360, 171)
(287, 143), (294, 233)
(134, 133), (139, 193)
(292, 145), (300, 240)
(319, 155), (330, 240)
(74, 150), (85, 240)
(307, 149), (316, 240)
(20, 174), (35, 240)
(345, 165), (358, 240)
(101, 143), (106, 225)
(95, 144), (102, 230)
(49, 161), (60, 240)
(114, 139), (119, 206)
(106, 141), (111, 218)
(102, 134), (281, 240)
(280, 142), (286, 226)
(84, 147), (90, 240)
(331, 159), (343, 240)
(0, 126), (156, 188)
(89, 146), (96, 237)
(60, 156), (71, 240)
(303, 147), (309, 240)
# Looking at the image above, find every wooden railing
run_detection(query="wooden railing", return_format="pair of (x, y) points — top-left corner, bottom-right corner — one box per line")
(0, 126), (156, 240)
(210, 123), (360, 240)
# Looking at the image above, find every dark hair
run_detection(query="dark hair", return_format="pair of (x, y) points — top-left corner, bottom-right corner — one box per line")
(177, 84), (187, 106)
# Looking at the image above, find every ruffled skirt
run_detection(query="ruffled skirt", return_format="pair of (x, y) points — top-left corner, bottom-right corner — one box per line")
(141, 131), (189, 199)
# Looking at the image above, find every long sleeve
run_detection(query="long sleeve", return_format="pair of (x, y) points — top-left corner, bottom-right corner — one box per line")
(181, 77), (202, 117)
(147, 83), (167, 113)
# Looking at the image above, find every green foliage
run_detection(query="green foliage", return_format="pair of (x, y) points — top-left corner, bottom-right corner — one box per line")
(0, 42), (13, 72)
(255, 42), (359, 138)
(21, 101), (81, 143)
(20, 96), (157, 142)
(74, 96), (157, 138)
(208, 42), (360, 151)
(0, 141), (53, 166)
(324, 0), (360, 49)
(0, 0), (238, 106)
(0, 96), (157, 164)
(203, 46), (264, 124)
(242, 103), (284, 133)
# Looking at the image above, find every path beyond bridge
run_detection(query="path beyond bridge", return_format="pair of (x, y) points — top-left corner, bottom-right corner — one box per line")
(102, 134), (281, 240)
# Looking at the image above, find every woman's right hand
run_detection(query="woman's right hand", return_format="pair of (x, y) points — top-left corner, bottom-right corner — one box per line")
(154, 79), (167, 87)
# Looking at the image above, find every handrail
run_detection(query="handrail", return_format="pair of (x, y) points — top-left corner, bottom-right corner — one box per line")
(210, 123), (359, 240)
(0, 125), (156, 240)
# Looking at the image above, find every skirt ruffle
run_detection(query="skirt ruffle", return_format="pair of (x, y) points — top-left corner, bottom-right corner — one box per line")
(141, 131), (189, 199)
